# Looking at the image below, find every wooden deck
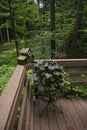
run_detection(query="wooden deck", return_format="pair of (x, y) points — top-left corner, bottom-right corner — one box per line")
(0, 59), (87, 130)
(33, 98), (87, 130)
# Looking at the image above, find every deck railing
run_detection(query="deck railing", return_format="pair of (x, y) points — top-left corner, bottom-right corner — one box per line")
(27, 59), (87, 86)
(0, 59), (87, 130)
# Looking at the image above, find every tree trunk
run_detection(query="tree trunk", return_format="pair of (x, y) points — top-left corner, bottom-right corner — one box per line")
(50, 0), (56, 58)
(37, 0), (41, 16)
(37, 0), (42, 22)
(70, 0), (83, 58)
(3, 29), (7, 42)
(6, 26), (10, 42)
(0, 29), (3, 43)
(37, 0), (45, 55)
(8, 0), (19, 57)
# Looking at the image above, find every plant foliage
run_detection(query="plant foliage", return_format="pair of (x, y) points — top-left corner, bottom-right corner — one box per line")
(29, 60), (69, 99)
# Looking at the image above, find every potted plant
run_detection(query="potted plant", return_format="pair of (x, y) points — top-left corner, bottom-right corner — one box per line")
(29, 60), (69, 100)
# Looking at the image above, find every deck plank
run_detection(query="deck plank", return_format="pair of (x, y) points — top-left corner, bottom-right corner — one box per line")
(78, 99), (87, 115)
(33, 98), (87, 130)
(65, 99), (84, 130)
(33, 100), (41, 130)
(47, 103), (59, 130)
(58, 99), (77, 130)
(40, 100), (49, 130)
(54, 101), (67, 130)
(72, 99), (87, 128)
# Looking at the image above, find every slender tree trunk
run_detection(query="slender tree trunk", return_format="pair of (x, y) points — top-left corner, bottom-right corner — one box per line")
(3, 29), (7, 42)
(0, 29), (3, 43)
(37, 0), (42, 24)
(37, 0), (41, 16)
(6, 26), (10, 42)
(70, 0), (83, 58)
(5, 18), (10, 42)
(8, 0), (19, 57)
(37, 0), (45, 55)
(50, 0), (56, 58)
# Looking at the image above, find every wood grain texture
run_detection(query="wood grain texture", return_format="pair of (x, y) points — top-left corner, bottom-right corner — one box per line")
(33, 98), (87, 130)
(0, 65), (26, 130)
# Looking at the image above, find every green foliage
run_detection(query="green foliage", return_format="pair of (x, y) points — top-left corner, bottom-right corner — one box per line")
(29, 60), (69, 100)
(0, 0), (87, 58)
(0, 49), (17, 66)
(64, 67), (87, 98)
(76, 1), (87, 58)
(0, 44), (17, 95)
(11, 0), (38, 38)
(0, 0), (10, 31)
(0, 65), (15, 95)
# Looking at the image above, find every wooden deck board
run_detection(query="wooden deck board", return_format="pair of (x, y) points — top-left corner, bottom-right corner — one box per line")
(58, 99), (77, 130)
(54, 101), (67, 130)
(40, 100), (49, 130)
(72, 99), (87, 128)
(33, 98), (87, 130)
(33, 100), (41, 130)
(66, 99), (84, 130)
(47, 103), (58, 130)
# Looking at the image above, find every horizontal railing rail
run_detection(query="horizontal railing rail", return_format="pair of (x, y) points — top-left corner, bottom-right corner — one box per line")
(27, 59), (87, 86)
(26, 59), (87, 70)
(35, 59), (87, 67)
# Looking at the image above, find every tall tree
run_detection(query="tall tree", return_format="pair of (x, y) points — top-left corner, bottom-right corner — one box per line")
(50, 0), (55, 58)
(8, 0), (19, 57)
(70, 0), (84, 58)
(0, 0), (10, 43)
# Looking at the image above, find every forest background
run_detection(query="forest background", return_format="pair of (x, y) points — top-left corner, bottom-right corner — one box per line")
(0, 0), (87, 94)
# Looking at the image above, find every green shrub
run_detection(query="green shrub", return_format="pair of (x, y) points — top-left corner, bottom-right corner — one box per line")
(0, 65), (15, 95)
